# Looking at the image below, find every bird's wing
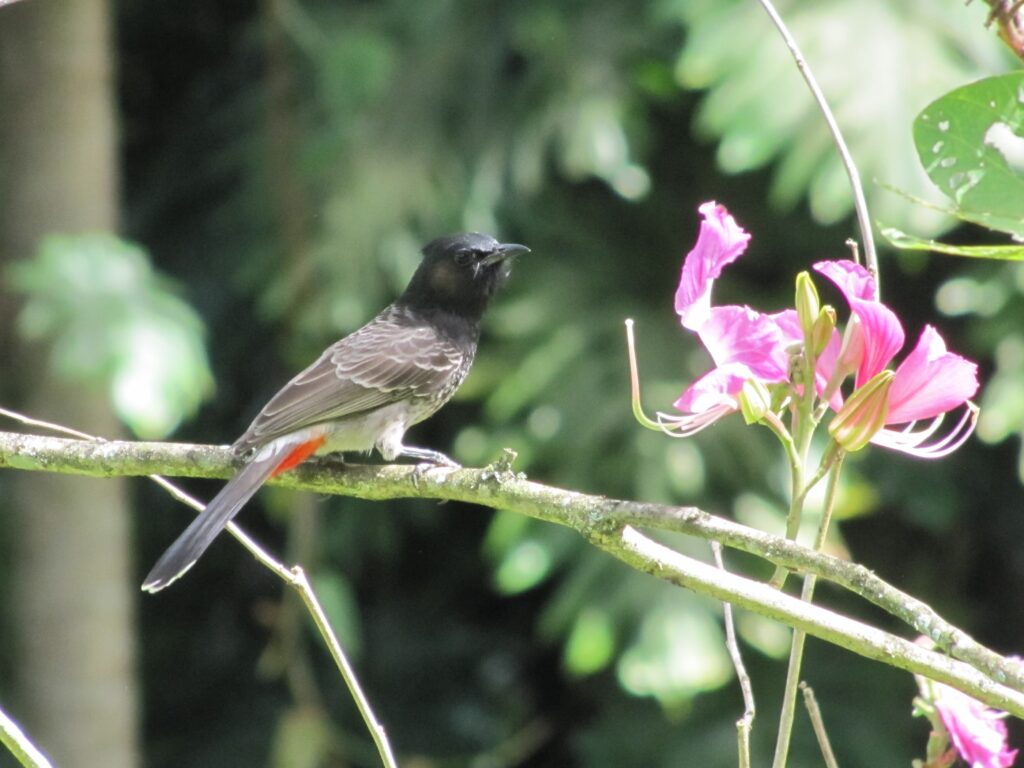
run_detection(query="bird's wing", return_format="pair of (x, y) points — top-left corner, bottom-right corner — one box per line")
(234, 307), (470, 452)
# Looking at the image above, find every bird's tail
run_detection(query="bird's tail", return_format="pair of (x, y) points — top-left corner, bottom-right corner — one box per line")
(141, 451), (282, 593)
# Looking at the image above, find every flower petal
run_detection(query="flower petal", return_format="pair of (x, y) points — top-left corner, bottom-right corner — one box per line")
(934, 682), (1018, 768)
(673, 363), (748, 413)
(699, 306), (793, 380)
(813, 260), (878, 301)
(887, 326), (979, 424)
(675, 202), (751, 330)
(814, 260), (904, 386)
(846, 299), (905, 386)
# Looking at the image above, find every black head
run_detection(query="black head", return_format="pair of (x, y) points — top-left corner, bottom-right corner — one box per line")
(399, 232), (529, 319)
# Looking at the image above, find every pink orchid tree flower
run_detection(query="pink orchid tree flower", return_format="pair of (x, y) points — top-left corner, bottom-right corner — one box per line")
(814, 260), (979, 458)
(934, 681), (1018, 768)
(670, 204), (805, 430)
(628, 201), (837, 437)
(626, 201), (979, 459)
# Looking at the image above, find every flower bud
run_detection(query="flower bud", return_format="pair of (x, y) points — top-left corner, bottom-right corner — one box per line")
(829, 370), (894, 451)
(795, 271), (821, 342)
(739, 379), (771, 424)
(811, 306), (837, 357)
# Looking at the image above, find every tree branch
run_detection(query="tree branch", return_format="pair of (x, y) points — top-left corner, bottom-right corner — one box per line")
(2, 429), (1022, 712)
(595, 526), (1024, 717)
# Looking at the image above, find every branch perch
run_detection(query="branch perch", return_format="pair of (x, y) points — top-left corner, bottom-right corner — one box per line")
(1, 429), (1022, 713)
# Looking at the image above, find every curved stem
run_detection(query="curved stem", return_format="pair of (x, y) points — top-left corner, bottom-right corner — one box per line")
(755, 0), (880, 293)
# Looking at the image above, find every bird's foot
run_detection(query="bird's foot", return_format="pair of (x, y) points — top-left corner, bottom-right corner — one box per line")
(410, 457), (460, 489)
(322, 451), (348, 467)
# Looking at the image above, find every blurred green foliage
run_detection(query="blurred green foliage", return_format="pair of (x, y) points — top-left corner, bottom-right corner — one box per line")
(664, 0), (1013, 234)
(2, 0), (1018, 765)
(9, 234), (213, 438)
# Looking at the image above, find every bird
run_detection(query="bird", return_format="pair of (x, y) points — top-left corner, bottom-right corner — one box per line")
(142, 232), (529, 592)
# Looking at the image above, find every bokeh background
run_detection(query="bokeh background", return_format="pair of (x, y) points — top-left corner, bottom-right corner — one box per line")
(1, 0), (1022, 766)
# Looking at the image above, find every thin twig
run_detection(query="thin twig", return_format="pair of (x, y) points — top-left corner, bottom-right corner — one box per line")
(755, 0), (880, 292)
(0, 408), (398, 768)
(713, 543), (755, 768)
(0, 704), (53, 768)
(286, 565), (399, 768)
(800, 682), (840, 768)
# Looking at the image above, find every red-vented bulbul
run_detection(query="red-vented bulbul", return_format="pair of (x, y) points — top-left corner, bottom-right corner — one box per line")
(142, 232), (528, 592)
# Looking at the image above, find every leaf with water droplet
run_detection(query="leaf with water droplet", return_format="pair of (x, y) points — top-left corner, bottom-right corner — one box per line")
(914, 72), (1024, 238)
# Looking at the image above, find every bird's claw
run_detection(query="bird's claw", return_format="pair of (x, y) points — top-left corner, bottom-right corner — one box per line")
(410, 458), (460, 489)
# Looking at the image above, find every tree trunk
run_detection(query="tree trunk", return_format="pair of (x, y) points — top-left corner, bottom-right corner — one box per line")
(0, 1), (140, 766)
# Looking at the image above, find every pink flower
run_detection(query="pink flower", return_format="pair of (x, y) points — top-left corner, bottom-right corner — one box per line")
(934, 682), (1017, 768)
(665, 205), (800, 428)
(627, 201), (979, 457)
(815, 261), (979, 457)
(659, 203), (839, 435)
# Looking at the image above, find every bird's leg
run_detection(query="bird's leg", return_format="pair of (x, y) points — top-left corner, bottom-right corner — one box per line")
(392, 445), (459, 490)
(377, 428), (460, 488)
(399, 445), (461, 468)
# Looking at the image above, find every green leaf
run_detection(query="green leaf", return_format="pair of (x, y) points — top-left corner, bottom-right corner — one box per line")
(8, 234), (213, 438)
(881, 226), (1024, 260)
(667, 0), (1012, 235)
(913, 71), (1024, 238)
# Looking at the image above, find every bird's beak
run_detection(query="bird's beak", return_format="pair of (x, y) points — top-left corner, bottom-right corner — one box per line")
(482, 242), (530, 266)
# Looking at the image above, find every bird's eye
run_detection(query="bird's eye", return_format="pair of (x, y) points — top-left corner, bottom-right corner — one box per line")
(454, 249), (476, 266)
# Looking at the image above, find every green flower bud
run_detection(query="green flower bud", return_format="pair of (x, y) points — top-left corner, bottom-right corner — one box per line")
(811, 306), (837, 357)
(739, 379), (771, 424)
(829, 370), (895, 452)
(795, 271), (821, 342)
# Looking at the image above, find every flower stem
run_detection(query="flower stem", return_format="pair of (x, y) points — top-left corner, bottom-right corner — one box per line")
(771, 453), (845, 768)
(754, 0), (879, 292)
(768, 370), (818, 589)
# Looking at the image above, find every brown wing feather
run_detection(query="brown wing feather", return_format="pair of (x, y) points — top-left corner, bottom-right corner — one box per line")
(233, 305), (470, 453)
